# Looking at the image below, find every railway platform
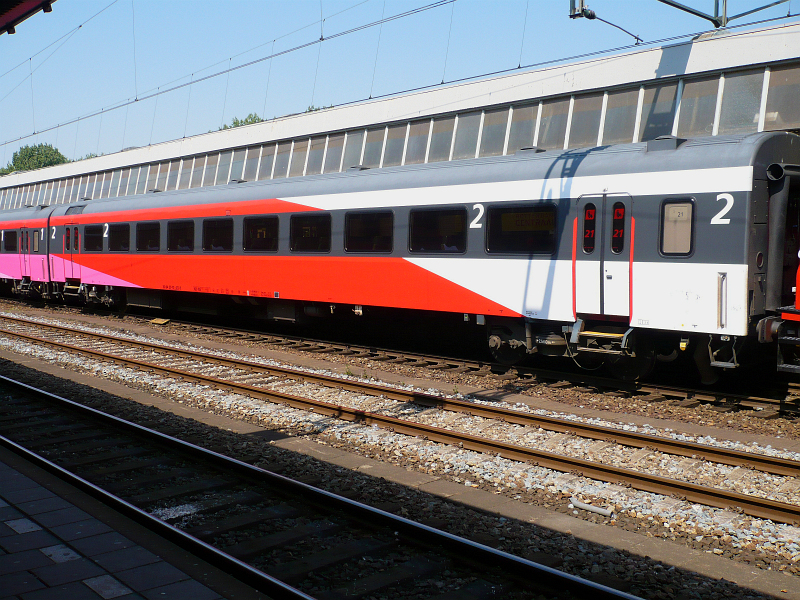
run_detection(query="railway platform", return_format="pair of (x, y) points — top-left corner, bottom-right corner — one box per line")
(0, 445), (265, 600)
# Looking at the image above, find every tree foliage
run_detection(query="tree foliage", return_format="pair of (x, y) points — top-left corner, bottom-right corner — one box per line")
(219, 113), (263, 130)
(0, 143), (69, 175)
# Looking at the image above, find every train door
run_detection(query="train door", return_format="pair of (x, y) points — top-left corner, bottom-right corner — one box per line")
(574, 193), (633, 318)
(19, 228), (31, 278)
(49, 223), (63, 282)
(66, 225), (81, 279)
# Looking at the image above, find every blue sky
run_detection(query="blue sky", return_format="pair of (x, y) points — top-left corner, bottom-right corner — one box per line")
(1, 0), (797, 165)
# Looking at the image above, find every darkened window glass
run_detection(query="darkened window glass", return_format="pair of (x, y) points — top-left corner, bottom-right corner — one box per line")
(611, 202), (625, 254)
(486, 205), (557, 254)
(583, 204), (596, 253)
(409, 208), (467, 253)
(404, 120), (429, 165)
(244, 216), (279, 251)
(109, 224), (130, 252)
(136, 222), (160, 252)
(345, 212), (393, 253)
(661, 201), (693, 255)
(290, 214), (331, 252)
(33, 230), (39, 253)
(4, 231), (17, 252)
(64, 228), (70, 252)
(323, 134), (344, 173)
(203, 218), (234, 252)
(168, 220), (194, 251)
(84, 225), (103, 252)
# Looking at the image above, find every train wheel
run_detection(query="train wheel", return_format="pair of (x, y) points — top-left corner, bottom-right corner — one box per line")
(488, 331), (526, 365)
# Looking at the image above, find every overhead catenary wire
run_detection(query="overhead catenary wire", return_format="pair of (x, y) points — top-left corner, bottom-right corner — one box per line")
(1, 0), (455, 150)
(131, 0), (139, 99)
(441, 0), (456, 84)
(369, 0), (386, 99)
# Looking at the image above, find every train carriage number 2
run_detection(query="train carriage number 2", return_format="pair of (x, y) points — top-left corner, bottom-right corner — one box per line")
(470, 204), (484, 229)
(711, 193), (734, 225)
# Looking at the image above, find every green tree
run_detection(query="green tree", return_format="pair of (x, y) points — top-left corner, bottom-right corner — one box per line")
(0, 143), (69, 175)
(219, 113), (263, 130)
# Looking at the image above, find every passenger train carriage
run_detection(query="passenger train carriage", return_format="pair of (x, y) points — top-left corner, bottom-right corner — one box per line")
(1, 130), (799, 381)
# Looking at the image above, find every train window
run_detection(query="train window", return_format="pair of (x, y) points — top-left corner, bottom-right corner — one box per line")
(203, 219), (233, 252)
(168, 220), (195, 252)
(568, 93), (603, 148)
(404, 120), (430, 165)
(382, 124), (406, 167)
(676, 76), (719, 138)
(33, 230), (39, 253)
(257, 144), (276, 180)
(611, 202), (625, 254)
(3, 231), (16, 253)
(427, 116), (455, 162)
(84, 226), (103, 252)
(342, 130), (365, 169)
(345, 212), (393, 253)
(109, 224), (130, 252)
(230, 148), (247, 181)
(479, 108), (509, 157)
(409, 208), (467, 253)
(306, 137), (326, 175)
(243, 216), (279, 252)
(216, 151), (232, 185)
(136, 222), (160, 252)
(290, 214), (331, 252)
(582, 203), (597, 253)
(506, 105), (538, 154)
(602, 88), (638, 145)
(539, 98), (571, 150)
(243, 145), (261, 181)
(718, 69), (763, 135)
(64, 228), (70, 252)
(289, 139), (309, 177)
(273, 142), (292, 178)
(638, 82), (678, 142)
(486, 205), (556, 254)
(74, 227), (79, 252)
(452, 111), (481, 160)
(363, 128), (385, 168)
(765, 64), (800, 130)
(323, 134), (344, 173)
(65, 205), (85, 215)
(661, 201), (694, 255)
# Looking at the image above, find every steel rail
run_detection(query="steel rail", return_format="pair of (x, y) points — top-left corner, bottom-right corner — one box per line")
(1, 325), (798, 525)
(0, 375), (642, 600)
(0, 315), (796, 477)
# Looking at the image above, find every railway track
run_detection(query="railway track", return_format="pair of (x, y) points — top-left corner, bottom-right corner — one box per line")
(4, 299), (799, 414)
(0, 374), (639, 600)
(0, 314), (798, 526)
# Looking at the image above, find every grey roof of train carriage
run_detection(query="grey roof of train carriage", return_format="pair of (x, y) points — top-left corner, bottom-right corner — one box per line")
(61, 131), (800, 218)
